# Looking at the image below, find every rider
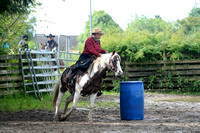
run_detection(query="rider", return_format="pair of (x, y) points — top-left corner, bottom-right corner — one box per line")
(67, 28), (108, 96)
(83, 28), (107, 57)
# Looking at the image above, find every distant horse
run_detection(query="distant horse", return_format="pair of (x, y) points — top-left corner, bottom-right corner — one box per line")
(53, 51), (123, 122)
(40, 42), (48, 50)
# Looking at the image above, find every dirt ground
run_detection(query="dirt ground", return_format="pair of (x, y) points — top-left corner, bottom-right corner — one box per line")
(0, 93), (200, 133)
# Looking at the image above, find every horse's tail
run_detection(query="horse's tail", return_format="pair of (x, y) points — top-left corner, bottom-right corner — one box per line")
(53, 76), (61, 111)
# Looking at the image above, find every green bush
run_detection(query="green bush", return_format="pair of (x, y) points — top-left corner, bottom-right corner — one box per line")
(100, 15), (200, 93)
(101, 29), (200, 62)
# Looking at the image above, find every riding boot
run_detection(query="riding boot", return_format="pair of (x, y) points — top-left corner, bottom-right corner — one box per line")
(67, 71), (77, 84)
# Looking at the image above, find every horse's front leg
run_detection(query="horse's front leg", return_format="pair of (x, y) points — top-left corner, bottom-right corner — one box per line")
(63, 93), (74, 114)
(60, 85), (82, 121)
(88, 93), (97, 123)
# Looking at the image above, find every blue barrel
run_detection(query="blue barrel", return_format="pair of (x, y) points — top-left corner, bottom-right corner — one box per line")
(120, 81), (144, 120)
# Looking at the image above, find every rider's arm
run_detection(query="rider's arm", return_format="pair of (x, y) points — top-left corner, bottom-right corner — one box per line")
(100, 47), (106, 54)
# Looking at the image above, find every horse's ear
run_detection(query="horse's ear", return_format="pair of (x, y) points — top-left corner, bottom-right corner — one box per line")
(112, 51), (117, 56)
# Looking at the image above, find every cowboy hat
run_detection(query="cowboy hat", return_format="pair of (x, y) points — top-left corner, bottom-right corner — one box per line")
(46, 34), (55, 38)
(90, 28), (104, 34)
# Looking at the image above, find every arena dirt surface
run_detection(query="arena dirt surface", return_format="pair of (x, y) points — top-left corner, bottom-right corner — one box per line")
(0, 93), (200, 133)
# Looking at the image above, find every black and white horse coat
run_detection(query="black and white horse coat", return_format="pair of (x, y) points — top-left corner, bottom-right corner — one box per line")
(53, 51), (123, 122)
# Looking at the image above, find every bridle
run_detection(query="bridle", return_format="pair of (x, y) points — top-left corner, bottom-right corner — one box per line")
(108, 55), (120, 73)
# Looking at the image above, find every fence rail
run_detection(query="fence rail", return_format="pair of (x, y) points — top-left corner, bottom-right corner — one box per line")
(0, 55), (22, 94)
(1, 54), (200, 94)
(104, 59), (200, 90)
(125, 59), (200, 89)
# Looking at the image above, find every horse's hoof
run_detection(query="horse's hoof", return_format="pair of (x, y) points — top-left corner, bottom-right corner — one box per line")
(60, 115), (66, 121)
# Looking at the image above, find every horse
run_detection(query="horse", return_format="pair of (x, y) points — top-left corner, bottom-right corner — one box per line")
(53, 51), (123, 122)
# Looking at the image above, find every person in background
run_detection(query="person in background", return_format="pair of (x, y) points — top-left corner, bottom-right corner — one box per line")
(45, 34), (58, 51)
(18, 35), (29, 50)
(3, 42), (9, 49)
(43, 34), (59, 67)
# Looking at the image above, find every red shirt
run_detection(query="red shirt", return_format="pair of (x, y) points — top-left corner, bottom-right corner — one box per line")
(82, 36), (106, 57)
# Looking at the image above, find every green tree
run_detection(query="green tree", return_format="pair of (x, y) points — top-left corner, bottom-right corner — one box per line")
(0, 0), (39, 54)
(0, 0), (35, 15)
(101, 12), (200, 62)
(77, 10), (123, 51)
(126, 15), (173, 33)
(189, 7), (200, 17)
(175, 7), (200, 35)
(0, 14), (36, 54)
(176, 16), (200, 34)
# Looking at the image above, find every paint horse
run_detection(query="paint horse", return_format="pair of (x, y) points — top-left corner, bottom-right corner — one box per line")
(53, 51), (123, 122)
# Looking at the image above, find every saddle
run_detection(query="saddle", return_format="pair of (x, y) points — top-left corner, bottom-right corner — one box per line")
(61, 62), (90, 93)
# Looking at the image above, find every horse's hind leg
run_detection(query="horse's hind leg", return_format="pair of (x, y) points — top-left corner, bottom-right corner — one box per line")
(88, 93), (97, 123)
(63, 93), (74, 114)
(54, 90), (65, 121)
(60, 85), (82, 121)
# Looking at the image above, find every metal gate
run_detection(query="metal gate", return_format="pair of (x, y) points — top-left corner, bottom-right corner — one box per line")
(19, 34), (80, 100)
(34, 34), (80, 68)
(19, 48), (60, 100)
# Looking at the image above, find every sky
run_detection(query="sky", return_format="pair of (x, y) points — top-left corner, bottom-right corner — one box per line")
(32, 0), (199, 35)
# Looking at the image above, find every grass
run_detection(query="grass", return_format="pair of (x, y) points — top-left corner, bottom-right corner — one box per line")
(0, 91), (119, 113)
(159, 97), (200, 103)
(101, 90), (119, 96)
(58, 91), (119, 109)
(0, 93), (53, 112)
(64, 101), (119, 109)
(145, 90), (200, 96)
(1, 89), (199, 113)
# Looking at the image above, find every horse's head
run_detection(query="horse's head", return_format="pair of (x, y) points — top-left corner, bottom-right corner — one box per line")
(41, 42), (47, 50)
(108, 51), (123, 76)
